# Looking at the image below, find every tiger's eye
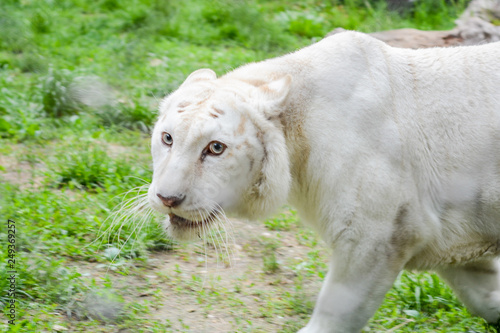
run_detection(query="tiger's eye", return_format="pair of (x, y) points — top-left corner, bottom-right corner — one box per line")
(208, 141), (226, 155)
(161, 132), (173, 145)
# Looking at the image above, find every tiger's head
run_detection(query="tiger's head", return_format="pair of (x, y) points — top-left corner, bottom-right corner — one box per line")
(148, 69), (292, 240)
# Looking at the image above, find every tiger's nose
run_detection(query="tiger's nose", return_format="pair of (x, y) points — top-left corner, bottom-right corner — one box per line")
(156, 193), (186, 208)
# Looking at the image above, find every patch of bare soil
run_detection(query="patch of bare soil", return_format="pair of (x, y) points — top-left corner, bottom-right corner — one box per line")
(0, 145), (46, 190)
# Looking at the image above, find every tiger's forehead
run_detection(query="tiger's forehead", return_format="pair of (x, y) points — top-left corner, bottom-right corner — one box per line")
(159, 83), (212, 113)
(155, 85), (253, 149)
(161, 98), (236, 127)
(161, 83), (250, 123)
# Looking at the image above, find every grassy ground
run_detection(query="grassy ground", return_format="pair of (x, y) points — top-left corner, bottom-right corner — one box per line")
(1, 0), (496, 332)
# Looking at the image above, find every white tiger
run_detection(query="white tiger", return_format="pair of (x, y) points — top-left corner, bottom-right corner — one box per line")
(147, 31), (500, 332)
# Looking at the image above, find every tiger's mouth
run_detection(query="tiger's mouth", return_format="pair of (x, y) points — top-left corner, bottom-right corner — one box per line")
(168, 213), (216, 229)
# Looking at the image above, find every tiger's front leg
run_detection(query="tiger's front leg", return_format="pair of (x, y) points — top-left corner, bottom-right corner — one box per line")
(299, 216), (414, 333)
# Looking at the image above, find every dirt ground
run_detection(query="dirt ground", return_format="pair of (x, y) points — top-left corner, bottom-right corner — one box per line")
(74, 218), (327, 333)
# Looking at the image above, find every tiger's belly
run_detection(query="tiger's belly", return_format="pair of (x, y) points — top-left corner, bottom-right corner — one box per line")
(406, 198), (500, 270)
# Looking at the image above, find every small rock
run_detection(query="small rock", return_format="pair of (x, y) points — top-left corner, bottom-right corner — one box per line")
(149, 58), (164, 67)
(102, 247), (120, 260)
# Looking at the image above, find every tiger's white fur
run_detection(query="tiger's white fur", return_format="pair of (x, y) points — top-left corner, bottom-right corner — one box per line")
(148, 31), (500, 332)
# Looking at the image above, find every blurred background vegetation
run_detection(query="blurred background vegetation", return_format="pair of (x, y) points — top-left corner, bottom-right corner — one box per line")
(0, 0), (469, 140)
(2, 0), (496, 332)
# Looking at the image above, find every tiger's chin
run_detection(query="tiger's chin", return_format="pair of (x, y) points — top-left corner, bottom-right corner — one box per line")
(164, 213), (217, 241)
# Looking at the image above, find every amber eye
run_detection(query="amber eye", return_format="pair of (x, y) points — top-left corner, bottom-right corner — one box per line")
(161, 132), (173, 146)
(208, 141), (226, 155)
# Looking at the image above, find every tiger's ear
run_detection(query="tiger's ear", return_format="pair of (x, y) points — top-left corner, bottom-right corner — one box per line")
(256, 74), (292, 118)
(180, 68), (217, 88)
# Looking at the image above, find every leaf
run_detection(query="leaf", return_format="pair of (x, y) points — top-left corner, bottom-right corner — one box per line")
(403, 309), (420, 318)
(0, 117), (10, 132)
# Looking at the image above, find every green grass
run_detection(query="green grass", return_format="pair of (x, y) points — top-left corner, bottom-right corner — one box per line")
(264, 208), (299, 231)
(0, 0), (491, 332)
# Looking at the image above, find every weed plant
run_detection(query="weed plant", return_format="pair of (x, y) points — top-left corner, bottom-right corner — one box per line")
(0, 87), (42, 141)
(264, 208), (299, 231)
(40, 67), (80, 118)
(261, 237), (281, 274)
(51, 141), (137, 190)
(96, 99), (157, 133)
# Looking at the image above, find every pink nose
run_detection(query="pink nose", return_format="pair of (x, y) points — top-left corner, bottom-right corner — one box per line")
(156, 194), (185, 208)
